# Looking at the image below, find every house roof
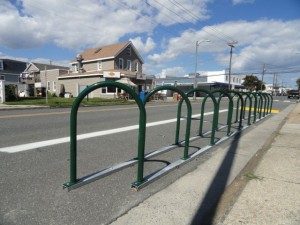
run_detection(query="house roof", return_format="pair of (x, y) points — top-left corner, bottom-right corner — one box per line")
(0, 58), (27, 73)
(25, 62), (69, 72)
(72, 41), (144, 64)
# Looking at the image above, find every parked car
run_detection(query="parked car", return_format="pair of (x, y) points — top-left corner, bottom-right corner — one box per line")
(287, 90), (299, 99)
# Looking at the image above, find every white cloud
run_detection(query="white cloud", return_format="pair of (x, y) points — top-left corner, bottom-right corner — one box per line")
(147, 0), (211, 26)
(148, 29), (213, 63)
(148, 19), (300, 74)
(130, 37), (156, 54)
(232, 0), (255, 5)
(0, 0), (212, 50)
(0, 0), (155, 50)
(156, 67), (185, 78)
(212, 20), (300, 71)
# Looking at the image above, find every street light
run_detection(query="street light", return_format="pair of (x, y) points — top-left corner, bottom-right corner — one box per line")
(227, 41), (238, 90)
(194, 40), (211, 100)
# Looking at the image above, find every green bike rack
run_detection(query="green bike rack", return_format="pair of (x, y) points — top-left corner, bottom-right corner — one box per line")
(63, 82), (274, 191)
(267, 94), (273, 114)
(248, 92), (258, 123)
(228, 90), (245, 130)
(239, 92), (252, 125)
(212, 90), (234, 136)
(131, 86), (194, 189)
(263, 93), (271, 116)
(63, 81), (147, 190)
(183, 88), (219, 145)
(257, 93), (264, 120)
(143, 86), (192, 160)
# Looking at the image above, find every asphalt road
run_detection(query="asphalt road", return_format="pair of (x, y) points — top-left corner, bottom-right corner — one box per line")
(0, 97), (295, 225)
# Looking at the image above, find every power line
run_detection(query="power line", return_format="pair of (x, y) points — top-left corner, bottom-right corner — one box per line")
(166, 0), (238, 44)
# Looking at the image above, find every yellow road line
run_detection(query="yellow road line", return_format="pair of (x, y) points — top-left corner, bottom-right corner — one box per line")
(243, 107), (279, 113)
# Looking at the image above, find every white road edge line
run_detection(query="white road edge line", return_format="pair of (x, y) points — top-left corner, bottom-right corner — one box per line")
(0, 110), (227, 153)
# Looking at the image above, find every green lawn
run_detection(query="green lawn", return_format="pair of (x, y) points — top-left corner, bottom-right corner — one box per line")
(4, 97), (134, 107)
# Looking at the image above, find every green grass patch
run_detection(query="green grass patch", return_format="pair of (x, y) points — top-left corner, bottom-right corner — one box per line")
(4, 97), (134, 107)
(244, 172), (263, 181)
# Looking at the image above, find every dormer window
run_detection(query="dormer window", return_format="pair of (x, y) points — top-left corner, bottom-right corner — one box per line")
(126, 46), (131, 56)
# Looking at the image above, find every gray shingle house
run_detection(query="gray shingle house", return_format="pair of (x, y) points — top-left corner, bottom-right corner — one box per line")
(58, 41), (153, 98)
(0, 59), (27, 85)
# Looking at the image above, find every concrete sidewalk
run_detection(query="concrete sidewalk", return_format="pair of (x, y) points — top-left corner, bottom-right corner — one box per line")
(0, 103), (47, 110)
(109, 103), (299, 225)
(220, 103), (300, 225)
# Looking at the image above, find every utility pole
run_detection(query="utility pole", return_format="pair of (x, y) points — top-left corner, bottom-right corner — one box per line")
(228, 44), (234, 90)
(45, 65), (48, 104)
(193, 40), (210, 100)
(272, 73), (276, 96)
(261, 64), (266, 91)
(227, 41), (238, 90)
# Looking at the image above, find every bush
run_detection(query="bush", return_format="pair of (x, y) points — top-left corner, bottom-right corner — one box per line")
(5, 84), (17, 101)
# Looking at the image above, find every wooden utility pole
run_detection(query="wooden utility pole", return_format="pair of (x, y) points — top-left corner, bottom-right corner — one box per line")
(261, 64), (266, 91)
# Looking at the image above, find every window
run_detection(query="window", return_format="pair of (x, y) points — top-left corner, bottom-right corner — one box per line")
(119, 58), (124, 70)
(47, 81), (50, 91)
(0, 75), (5, 80)
(225, 75), (228, 81)
(53, 81), (56, 91)
(126, 46), (131, 56)
(98, 61), (102, 70)
(134, 60), (138, 71)
(127, 60), (131, 71)
(0, 60), (3, 70)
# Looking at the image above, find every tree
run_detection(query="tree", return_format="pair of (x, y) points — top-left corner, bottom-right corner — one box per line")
(296, 78), (300, 90)
(242, 75), (265, 91)
(5, 84), (17, 101)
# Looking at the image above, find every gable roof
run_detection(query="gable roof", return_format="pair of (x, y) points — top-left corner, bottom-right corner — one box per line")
(72, 41), (144, 64)
(25, 62), (69, 72)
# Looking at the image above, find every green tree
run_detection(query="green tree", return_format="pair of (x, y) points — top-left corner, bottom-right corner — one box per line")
(5, 84), (17, 101)
(242, 75), (265, 91)
(296, 78), (300, 90)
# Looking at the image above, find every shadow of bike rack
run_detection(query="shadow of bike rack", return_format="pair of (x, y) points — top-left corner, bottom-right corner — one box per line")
(63, 81), (273, 191)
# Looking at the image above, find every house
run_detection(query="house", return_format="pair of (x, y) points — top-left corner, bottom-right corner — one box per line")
(20, 62), (69, 96)
(0, 59), (27, 85)
(58, 41), (153, 98)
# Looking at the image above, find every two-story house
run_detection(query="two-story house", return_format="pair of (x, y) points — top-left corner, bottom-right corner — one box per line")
(58, 41), (152, 98)
(20, 62), (69, 96)
(0, 59), (27, 85)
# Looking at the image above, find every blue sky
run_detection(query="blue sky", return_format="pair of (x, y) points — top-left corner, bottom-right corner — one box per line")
(1, 0), (300, 87)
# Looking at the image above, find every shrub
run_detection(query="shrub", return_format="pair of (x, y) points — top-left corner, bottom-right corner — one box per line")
(5, 84), (17, 101)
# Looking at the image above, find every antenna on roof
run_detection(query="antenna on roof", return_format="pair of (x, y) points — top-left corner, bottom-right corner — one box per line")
(94, 48), (102, 54)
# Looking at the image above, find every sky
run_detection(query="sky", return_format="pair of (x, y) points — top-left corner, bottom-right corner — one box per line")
(1, 0), (300, 88)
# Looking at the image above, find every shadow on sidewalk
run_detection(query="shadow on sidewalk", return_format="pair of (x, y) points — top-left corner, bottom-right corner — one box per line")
(190, 131), (242, 225)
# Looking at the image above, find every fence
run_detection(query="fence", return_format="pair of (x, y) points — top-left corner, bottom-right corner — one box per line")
(63, 81), (272, 191)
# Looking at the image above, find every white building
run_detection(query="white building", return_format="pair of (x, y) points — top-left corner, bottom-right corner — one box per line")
(200, 70), (245, 89)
